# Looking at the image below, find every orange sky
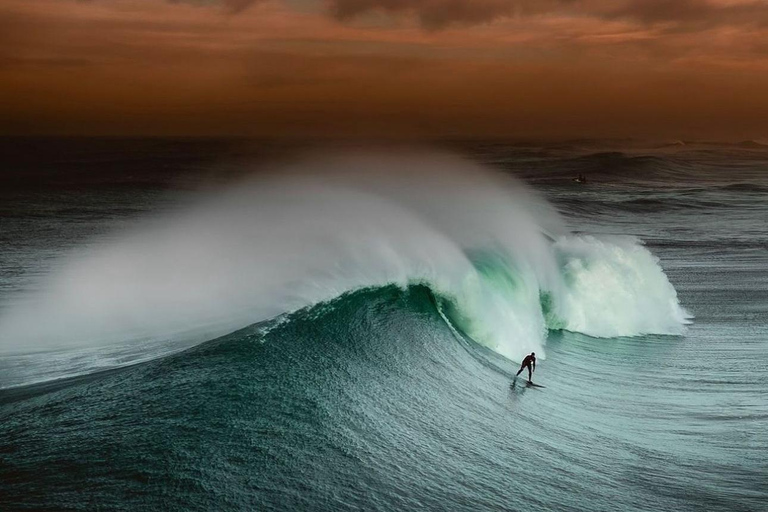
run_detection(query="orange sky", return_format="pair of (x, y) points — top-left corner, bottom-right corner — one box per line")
(1, 0), (767, 139)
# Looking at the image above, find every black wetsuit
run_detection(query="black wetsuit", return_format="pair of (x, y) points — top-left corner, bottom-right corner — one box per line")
(516, 354), (536, 381)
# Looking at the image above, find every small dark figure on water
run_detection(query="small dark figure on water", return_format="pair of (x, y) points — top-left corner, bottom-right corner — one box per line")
(516, 352), (536, 383)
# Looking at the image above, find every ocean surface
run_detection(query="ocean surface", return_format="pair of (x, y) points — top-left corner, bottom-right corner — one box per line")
(0, 138), (766, 511)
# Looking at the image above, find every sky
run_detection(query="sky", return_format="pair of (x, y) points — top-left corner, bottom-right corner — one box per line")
(1, 0), (767, 140)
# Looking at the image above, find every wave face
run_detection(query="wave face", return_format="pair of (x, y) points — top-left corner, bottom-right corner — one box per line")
(0, 151), (689, 378)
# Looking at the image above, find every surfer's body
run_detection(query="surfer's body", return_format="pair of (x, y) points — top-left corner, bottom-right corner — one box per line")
(516, 352), (536, 383)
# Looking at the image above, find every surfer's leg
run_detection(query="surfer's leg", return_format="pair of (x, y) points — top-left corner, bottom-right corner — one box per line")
(516, 367), (523, 377)
(526, 366), (532, 382)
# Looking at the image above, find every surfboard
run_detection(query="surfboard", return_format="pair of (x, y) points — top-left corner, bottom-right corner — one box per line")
(510, 379), (545, 389)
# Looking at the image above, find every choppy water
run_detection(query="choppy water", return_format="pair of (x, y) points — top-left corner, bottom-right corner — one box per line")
(0, 139), (766, 511)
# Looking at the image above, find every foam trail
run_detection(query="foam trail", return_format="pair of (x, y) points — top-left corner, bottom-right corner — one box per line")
(0, 150), (690, 381)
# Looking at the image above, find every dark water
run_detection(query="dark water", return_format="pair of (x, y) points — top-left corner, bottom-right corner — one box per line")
(1, 139), (766, 511)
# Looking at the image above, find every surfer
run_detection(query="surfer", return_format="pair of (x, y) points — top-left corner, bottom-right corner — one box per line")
(515, 352), (536, 383)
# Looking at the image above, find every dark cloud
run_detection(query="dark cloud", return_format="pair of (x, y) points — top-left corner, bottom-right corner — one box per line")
(610, 0), (711, 24)
(170, 0), (569, 22)
(327, 0), (768, 30)
(166, 0), (264, 14)
(134, 0), (768, 31)
(329, 0), (519, 29)
(221, 0), (263, 13)
(328, 0), (592, 29)
(606, 0), (768, 28)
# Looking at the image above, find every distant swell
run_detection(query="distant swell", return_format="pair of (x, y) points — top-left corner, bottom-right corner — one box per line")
(716, 183), (768, 193)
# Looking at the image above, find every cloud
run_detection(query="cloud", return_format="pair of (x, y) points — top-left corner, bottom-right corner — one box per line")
(605, 0), (768, 28)
(610, 0), (712, 24)
(329, 0), (519, 29)
(167, 0), (265, 14)
(2, 0), (768, 138)
(78, 0), (768, 31)
(327, 0), (768, 30)
(221, 0), (265, 13)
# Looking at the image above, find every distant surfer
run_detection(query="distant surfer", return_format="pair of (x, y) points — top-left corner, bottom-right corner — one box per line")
(515, 352), (536, 383)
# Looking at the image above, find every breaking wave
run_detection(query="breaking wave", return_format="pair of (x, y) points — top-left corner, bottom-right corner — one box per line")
(0, 150), (690, 369)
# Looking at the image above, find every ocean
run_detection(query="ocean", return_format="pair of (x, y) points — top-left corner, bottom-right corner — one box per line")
(0, 138), (766, 511)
